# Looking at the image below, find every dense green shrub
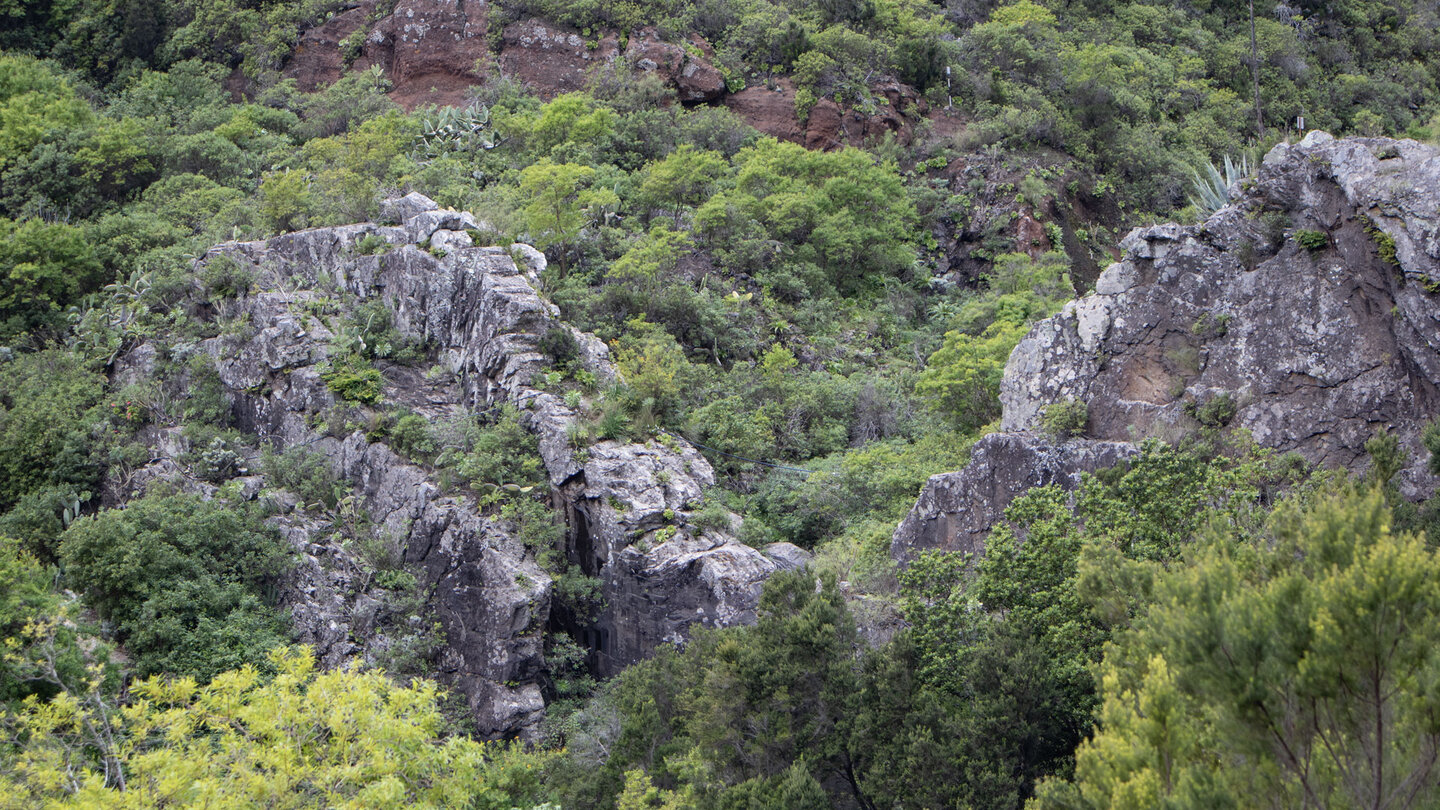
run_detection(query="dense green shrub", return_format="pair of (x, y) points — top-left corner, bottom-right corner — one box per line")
(436, 405), (548, 490)
(0, 486), (79, 561)
(346, 299), (424, 364)
(1041, 398), (1087, 439)
(0, 350), (107, 514)
(696, 138), (918, 298)
(262, 445), (347, 509)
(199, 254), (256, 298)
(0, 645), (556, 808)
(58, 493), (291, 680)
(1294, 229), (1329, 252)
(1034, 487), (1440, 809)
(1186, 391), (1237, 428)
(320, 352), (385, 404)
(181, 355), (232, 425)
(387, 411), (439, 462)
(0, 218), (107, 339)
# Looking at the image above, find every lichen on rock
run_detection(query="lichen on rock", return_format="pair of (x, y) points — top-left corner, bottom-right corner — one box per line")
(112, 196), (775, 736)
(894, 134), (1440, 563)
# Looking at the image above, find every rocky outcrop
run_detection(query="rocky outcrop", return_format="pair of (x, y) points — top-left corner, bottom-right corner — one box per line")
(284, 3), (387, 90)
(890, 434), (1135, 561)
(379, 0), (491, 87)
(1002, 133), (1440, 496)
(283, 0), (490, 108)
(724, 78), (924, 150)
(497, 20), (725, 103)
(625, 28), (726, 102)
(894, 134), (1440, 561)
(145, 193), (775, 731)
(283, 5), (729, 109)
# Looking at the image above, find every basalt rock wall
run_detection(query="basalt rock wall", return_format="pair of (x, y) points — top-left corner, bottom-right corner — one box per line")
(894, 133), (1440, 561)
(115, 194), (777, 736)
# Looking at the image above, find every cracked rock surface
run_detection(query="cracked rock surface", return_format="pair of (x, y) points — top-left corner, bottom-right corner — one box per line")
(895, 134), (1440, 560)
(113, 193), (775, 735)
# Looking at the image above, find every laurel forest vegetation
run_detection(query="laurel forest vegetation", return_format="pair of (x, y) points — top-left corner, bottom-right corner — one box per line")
(3, 0), (1440, 806)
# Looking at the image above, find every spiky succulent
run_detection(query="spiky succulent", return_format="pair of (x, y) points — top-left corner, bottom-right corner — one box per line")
(1188, 154), (1251, 216)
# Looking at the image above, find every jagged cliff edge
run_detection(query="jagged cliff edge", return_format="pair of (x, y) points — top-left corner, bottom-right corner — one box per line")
(894, 132), (1440, 561)
(111, 193), (805, 738)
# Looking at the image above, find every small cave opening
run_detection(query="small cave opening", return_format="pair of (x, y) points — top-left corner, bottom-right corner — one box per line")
(570, 505), (600, 578)
(540, 500), (611, 699)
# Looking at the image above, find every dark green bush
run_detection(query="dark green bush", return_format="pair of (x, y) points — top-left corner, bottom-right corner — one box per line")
(349, 299), (424, 365)
(0, 350), (107, 514)
(321, 352), (385, 404)
(1295, 229), (1329, 252)
(181, 355), (232, 425)
(200, 254), (256, 298)
(388, 411), (439, 462)
(262, 445), (347, 509)
(538, 325), (582, 372)
(1041, 398), (1088, 439)
(1424, 418), (1440, 476)
(0, 486), (78, 562)
(58, 493), (290, 680)
(1186, 392), (1238, 428)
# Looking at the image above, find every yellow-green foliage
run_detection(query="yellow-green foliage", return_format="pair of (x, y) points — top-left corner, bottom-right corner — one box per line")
(0, 646), (555, 809)
(0, 218), (107, 339)
(1041, 398), (1088, 438)
(1034, 487), (1440, 810)
(918, 251), (1072, 431)
(606, 223), (692, 286)
(0, 54), (93, 173)
(695, 138), (918, 298)
(612, 319), (697, 420)
(916, 319), (1028, 432)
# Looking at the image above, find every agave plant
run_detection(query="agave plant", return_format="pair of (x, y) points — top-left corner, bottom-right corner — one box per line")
(1188, 154), (1252, 216)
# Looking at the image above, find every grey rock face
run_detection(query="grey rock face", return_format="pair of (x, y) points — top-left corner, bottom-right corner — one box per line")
(1000, 134), (1440, 497)
(380, 191), (438, 223)
(148, 198), (775, 729)
(762, 542), (813, 571)
(893, 135), (1440, 563)
(890, 434), (1136, 561)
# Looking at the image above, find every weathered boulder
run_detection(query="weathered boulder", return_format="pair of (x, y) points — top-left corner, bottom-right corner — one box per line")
(380, 190), (439, 223)
(890, 434), (1136, 561)
(1001, 134), (1440, 497)
(762, 542), (812, 571)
